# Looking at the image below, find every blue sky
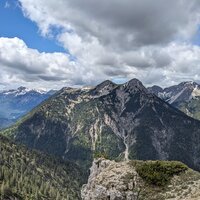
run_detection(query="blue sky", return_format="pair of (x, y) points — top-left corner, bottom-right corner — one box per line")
(0, 0), (65, 53)
(193, 26), (200, 46)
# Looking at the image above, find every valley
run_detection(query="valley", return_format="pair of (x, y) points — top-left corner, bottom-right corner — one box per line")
(0, 87), (56, 129)
(1, 79), (200, 199)
(1, 0), (200, 199)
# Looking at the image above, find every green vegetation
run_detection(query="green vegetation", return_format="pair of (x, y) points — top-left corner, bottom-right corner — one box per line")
(95, 127), (125, 160)
(0, 135), (84, 200)
(132, 160), (188, 186)
(1, 80), (199, 185)
(93, 151), (109, 159)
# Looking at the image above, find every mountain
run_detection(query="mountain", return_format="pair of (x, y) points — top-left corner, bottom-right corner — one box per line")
(0, 87), (56, 129)
(2, 79), (200, 172)
(82, 158), (200, 200)
(0, 134), (84, 200)
(148, 81), (200, 120)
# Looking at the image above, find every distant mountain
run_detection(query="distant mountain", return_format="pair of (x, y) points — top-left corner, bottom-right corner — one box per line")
(2, 79), (200, 172)
(148, 81), (200, 120)
(0, 135), (84, 199)
(0, 87), (56, 129)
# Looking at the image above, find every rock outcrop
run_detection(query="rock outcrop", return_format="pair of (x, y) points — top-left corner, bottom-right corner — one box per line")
(81, 159), (142, 200)
(81, 158), (200, 200)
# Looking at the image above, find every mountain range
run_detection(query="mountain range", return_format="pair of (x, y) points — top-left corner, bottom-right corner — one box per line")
(0, 87), (56, 129)
(148, 81), (200, 120)
(2, 79), (200, 173)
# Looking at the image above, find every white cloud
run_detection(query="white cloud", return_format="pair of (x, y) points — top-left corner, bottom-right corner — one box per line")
(135, 43), (200, 87)
(1, 37), (200, 89)
(19, 0), (200, 46)
(0, 37), (91, 89)
(1, 0), (200, 89)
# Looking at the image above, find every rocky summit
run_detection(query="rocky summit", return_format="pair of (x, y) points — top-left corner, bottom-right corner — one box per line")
(81, 158), (200, 200)
(2, 79), (200, 172)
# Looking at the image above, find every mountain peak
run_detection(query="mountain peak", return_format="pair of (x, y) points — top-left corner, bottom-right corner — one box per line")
(127, 78), (142, 84)
(126, 78), (144, 87)
(16, 87), (47, 95)
(149, 85), (163, 91)
(17, 86), (27, 91)
(179, 81), (199, 88)
(149, 81), (200, 105)
(90, 80), (117, 96)
(147, 85), (163, 96)
(1, 86), (48, 97)
(96, 80), (116, 88)
(3, 78), (200, 174)
(123, 78), (147, 93)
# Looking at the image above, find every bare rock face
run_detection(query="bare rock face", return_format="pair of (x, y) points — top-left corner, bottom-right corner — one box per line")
(3, 78), (200, 172)
(81, 159), (200, 200)
(81, 158), (142, 200)
(148, 81), (200, 121)
(148, 81), (200, 105)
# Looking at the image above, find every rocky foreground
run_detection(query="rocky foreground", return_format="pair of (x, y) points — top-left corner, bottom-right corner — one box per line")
(81, 158), (200, 200)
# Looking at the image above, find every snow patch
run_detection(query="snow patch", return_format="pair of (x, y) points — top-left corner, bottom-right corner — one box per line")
(2, 87), (47, 96)
(158, 91), (172, 101)
(192, 85), (200, 98)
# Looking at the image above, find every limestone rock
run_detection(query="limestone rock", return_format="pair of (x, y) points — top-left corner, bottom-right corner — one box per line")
(81, 159), (200, 200)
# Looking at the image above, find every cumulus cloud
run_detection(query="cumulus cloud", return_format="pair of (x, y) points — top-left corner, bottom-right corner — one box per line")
(137, 43), (200, 86)
(1, 0), (200, 89)
(1, 37), (200, 89)
(0, 37), (95, 89)
(19, 0), (200, 47)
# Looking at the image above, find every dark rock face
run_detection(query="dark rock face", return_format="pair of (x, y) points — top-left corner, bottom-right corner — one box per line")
(148, 81), (200, 120)
(148, 81), (200, 104)
(147, 85), (163, 96)
(3, 79), (200, 171)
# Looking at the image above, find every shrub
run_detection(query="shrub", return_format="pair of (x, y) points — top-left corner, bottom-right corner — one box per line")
(135, 161), (188, 186)
(93, 151), (109, 159)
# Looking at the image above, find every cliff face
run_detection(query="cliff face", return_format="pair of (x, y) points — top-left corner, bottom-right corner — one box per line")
(148, 81), (200, 121)
(81, 159), (200, 200)
(81, 159), (142, 200)
(2, 79), (200, 171)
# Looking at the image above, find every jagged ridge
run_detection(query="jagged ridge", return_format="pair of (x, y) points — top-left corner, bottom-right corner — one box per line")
(2, 79), (200, 172)
(148, 81), (200, 120)
(81, 158), (200, 200)
(0, 87), (56, 129)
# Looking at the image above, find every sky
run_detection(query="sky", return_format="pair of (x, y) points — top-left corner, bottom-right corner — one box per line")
(0, 0), (200, 90)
